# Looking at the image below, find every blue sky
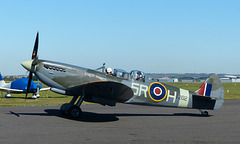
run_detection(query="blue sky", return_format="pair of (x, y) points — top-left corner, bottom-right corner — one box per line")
(0, 0), (239, 75)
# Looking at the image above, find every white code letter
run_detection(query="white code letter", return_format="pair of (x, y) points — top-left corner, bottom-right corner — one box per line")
(166, 90), (176, 103)
(131, 83), (139, 96)
(139, 85), (148, 97)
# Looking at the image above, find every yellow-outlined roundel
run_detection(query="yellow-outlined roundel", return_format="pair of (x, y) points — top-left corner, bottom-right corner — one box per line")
(148, 82), (167, 102)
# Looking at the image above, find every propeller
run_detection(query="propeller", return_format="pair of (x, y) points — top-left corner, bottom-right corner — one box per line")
(25, 31), (39, 99)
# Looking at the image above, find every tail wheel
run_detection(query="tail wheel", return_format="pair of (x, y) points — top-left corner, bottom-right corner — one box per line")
(201, 111), (209, 116)
(69, 105), (82, 118)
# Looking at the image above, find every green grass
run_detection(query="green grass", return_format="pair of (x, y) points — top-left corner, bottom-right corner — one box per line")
(0, 82), (239, 107)
(0, 90), (94, 107)
(218, 83), (240, 100)
(0, 91), (70, 106)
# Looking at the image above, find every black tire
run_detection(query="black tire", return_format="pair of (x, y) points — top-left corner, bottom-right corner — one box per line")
(69, 105), (82, 118)
(60, 109), (67, 116)
(202, 111), (209, 116)
(60, 103), (70, 116)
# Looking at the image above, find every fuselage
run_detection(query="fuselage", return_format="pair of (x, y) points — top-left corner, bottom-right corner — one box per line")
(0, 78), (41, 93)
(22, 59), (200, 109)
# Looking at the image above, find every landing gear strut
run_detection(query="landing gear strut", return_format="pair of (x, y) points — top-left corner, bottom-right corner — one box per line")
(60, 87), (85, 118)
(199, 109), (209, 116)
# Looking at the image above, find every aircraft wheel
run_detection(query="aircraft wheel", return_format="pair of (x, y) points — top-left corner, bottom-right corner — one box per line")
(60, 103), (71, 115)
(69, 105), (82, 118)
(5, 94), (11, 98)
(31, 95), (37, 99)
(36, 94), (40, 98)
(60, 109), (67, 115)
(201, 111), (209, 116)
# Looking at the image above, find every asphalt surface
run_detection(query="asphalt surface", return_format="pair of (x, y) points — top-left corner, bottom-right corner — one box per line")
(0, 100), (239, 144)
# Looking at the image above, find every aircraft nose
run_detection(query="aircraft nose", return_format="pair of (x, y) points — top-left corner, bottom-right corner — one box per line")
(21, 60), (33, 71)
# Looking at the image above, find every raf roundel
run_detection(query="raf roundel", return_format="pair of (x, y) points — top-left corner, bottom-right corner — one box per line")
(148, 82), (167, 102)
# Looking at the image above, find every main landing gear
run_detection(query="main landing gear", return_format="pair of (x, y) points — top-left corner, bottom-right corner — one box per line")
(199, 109), (209, 116)
(60, 94), (85, 118)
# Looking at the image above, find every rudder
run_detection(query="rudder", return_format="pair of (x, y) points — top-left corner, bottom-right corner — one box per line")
(0, 73), (6, 86)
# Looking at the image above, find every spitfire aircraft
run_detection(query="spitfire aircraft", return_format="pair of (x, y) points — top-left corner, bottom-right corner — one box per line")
(0, 73), (49, 99)
(21, 32), (224, 118)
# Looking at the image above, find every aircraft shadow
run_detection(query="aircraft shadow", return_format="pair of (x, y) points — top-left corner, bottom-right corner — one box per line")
(114, 113), (211, 117)
(8, 110), (119, 122)
(8, 109), (211, 123)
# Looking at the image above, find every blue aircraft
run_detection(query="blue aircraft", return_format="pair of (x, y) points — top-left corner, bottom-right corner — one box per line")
(0, 73), (49, 99)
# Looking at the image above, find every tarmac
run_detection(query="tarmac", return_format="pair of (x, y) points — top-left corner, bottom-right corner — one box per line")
(0, 100), (239, 144)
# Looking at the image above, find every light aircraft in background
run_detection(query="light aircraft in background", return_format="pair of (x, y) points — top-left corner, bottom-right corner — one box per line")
(224, 75), (240, 79)
(21, 32), (224, 118)
(0, 73), (49, 99)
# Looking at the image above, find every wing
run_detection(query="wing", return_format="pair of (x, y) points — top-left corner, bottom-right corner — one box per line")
(0, 87), (24, 92)
(66, 81), (134, 106)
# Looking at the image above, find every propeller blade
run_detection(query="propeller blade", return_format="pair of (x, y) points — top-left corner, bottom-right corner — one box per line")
(25, 31), (39, 99)
(25, 72), (33, 99)
(32, 31), (39, 60)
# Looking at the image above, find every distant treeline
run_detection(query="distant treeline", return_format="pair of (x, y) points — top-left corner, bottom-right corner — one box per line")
(148, 73), (228, 79)
(3, 75), (38, 81)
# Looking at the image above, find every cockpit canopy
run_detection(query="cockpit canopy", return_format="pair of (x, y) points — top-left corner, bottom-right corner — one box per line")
(96, 64), (154, 82)
(130, 70), (146, 82)
(114, 69), (129, 79)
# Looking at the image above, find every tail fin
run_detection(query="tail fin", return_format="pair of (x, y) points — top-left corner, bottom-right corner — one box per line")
(195, 74), (224, 109)
(0, 73), (6, 86)
(197, 82), (212, 97)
